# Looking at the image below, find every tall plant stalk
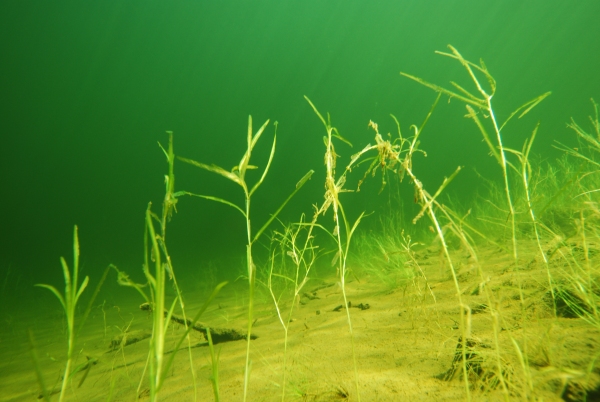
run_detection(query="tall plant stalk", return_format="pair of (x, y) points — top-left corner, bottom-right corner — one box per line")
(178, 117), (312, 401)
(35, 226), (89, 402)
(305, 97), (377, 401)
(268, 215), (321, 401)
(112, 131), (225, 402)
(401, 45), (551, 398)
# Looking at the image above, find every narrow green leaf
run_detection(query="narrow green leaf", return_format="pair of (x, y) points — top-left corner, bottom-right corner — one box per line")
(400, 72), (486, 109)
(239, 118), (269, 181)
(518, 92), (551, 119)
(158, 141), (169, 160)
(465, 105), (501, 164)
(238, 116), (253, 180)
(252, 170), (314, 243)
(437, 45), (496, 95)
(206, 327), (221, 402)
(163, 297), (179, 338)
(250, 119), (270, 151)
(450, 81), (482, 104)
(500, 91), (551, 131)
(523, 123), (540, 161)
(178, 156), (242, 186)
(180, 192), (246, 217)
(418, 91), (442, 134)
(270, 273), (297, 284)
(60, 257), (72, 306)
(250, 133), (276, 197)
(35, 284), (66, 311)
(74, 276), (89, 304)
(304, 96), (328, 128)
(413, 166), (462, 225)
(295, 169), (315, 189)
(73, 225), (79, 281)
(332, 127), (353, 147)
(347, 211), (367, 241)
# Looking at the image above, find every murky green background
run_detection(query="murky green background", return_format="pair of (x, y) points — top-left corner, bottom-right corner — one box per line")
(1, 1), (599, 288)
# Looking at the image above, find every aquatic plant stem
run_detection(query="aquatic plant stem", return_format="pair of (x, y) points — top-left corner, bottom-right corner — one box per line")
(305, 96), (364, 401)
(267, 251), (289, 402)
(398, 118), (472, 400)
(401, 45), (552, 398)
(178, 117), (312, 401)
(268, 214), (319, 402)
(206, 328), (221, 402)
(157, 131), (198, 400)
(145, 205), (166, 401)
(461, 51), (536, 394)
(35, 226), (89, 402)
(337, 204), (363, 402)
(243, 197), (255, 402)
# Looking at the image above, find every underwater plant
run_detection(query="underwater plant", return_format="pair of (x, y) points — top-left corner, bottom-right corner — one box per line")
(267, 215), (321, 402)
(303, 96), (384, 402)
(112, 131), (227, 402)
(26, 45), (600, 402)
(554, 100), (600, 330)
(34, 226), (109, 402)
(35, 226), (88, 402)
(178, 116), (313, 402)
(303, 90), (470, 400)
(206, 328), (221, 402)
(398, 45), (593, 399)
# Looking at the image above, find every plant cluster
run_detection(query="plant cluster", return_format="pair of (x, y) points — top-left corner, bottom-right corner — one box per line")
(31, 47), (600, 401)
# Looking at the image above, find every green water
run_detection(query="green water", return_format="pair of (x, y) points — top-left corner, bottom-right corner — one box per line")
(1, 0), (599, 292)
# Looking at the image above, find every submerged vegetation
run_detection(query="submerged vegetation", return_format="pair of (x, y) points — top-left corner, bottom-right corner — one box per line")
(26, 46), (600, 401)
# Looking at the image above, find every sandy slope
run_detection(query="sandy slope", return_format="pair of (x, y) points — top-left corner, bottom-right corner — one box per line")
(1, 241), (599, 401)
